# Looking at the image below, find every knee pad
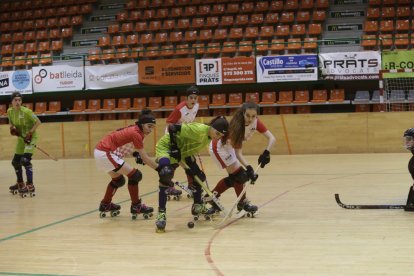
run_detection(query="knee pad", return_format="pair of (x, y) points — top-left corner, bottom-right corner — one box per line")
(158, 165), (174, 186)
(111, 175), (126, 188)
(12, 155), (22, 169)
(230, 168), (249, 184)
(20, 154), (32, 167)
(128, 169), (142, 185)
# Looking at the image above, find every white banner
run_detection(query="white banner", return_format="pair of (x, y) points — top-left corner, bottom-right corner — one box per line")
(196, 59), (222, 85)
(319, 51), (381, 80)
(0, 70), (32, 95)
(256, 55), (318, 83)
(85, 63), (138, 90)
(33, 65), (84, 92)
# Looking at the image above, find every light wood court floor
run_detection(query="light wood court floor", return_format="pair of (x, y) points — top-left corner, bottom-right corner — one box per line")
(1, 154), (414, 276)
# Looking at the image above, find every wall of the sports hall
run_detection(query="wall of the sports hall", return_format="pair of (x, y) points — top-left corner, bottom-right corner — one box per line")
(0, 112), (412, 160)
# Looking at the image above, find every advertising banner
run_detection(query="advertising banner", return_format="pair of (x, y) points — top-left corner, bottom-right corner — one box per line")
(138, 58), (195, 85)
(319, 51), (380, 80)
(256, 55), (318, 83)
(196, 58), (222, 85)
(85, 63), (138, 90)
(222, 57), (255, 84)
(382, 50), (414, 70)
(32, 65), (84, 92)
(0, 70), (32, 95)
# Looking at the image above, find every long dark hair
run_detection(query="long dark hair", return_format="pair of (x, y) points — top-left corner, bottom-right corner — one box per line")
(229, 102), (259, 147)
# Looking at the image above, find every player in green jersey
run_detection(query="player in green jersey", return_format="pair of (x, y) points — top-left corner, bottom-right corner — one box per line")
(154, 116), (229, 232)
(7, 92), (41, 197)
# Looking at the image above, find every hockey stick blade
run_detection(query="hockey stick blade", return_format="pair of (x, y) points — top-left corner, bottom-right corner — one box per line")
(335, 194), (405, 209)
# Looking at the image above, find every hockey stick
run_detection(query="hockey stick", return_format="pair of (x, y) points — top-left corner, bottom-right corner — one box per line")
(180, 161), (226, 214)
(20, 136), (58, 161)
(213, 165), (260, 228)
(335, 194), (405, 209)
(174, 180), (194, 197)
(197, 154), (209, 189)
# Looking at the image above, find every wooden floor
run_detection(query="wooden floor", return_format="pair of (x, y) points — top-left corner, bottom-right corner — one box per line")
(1, 153), (414, 276)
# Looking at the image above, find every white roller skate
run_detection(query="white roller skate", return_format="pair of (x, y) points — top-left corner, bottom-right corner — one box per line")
(9, 182), (23, 195)
(166, 186), (182, 201)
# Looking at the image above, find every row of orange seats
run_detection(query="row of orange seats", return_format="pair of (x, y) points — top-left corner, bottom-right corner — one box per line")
(368, 0), (412, 6)
(0, 90), (346, 116)
(0, 54), (53, 70)
(1, 29), (73, 44)
(124, 0), (329, 13)
(361, 33), (413, 50)
(364, 19), (414, 34)
(2, 41), (63, 56)
(0, 0), (95, 13)
(367, 6), (414, 19)
(0, 17), (81, 33)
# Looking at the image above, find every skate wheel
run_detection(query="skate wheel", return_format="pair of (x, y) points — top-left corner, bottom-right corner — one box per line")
(132, 214), (137, 220)
(149, 213), (154, 217)
(30, 192), (36, 197)
(143, 214), (149, 219)
(247, 213), (251, 218)
(100, 212), (106, 218)
(187, 194), (191, 199)
(193, 216), (199, 221)
(167, 195), (171, 201)
(187, 221), (195, 229)
(21, 193), (27, 198)
(12, 190), (18, 195)
(204, 215), (211, 221)
(111, 211), (119, 217)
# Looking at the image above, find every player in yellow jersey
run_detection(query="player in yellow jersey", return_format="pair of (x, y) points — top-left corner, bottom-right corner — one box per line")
(7, 92), (41, 197)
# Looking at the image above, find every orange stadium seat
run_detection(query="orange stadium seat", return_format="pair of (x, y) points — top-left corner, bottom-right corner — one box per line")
(115, 98), (131, 111)
(100, 99), (116, 112)
(277, 91), (293, 104)
(45, 101), (61, 114)
(329, 89), (345, 102)
(260, 92), (276, 104)
(148, 97), (162, 109)
(163, 96), (178, 109)
(198, 95), (210, 107)
(311, 90), (328, 103)
(227, 93), (243, 106)
(246, 92), (260, 103)
(131, 98), (147, 111)
(85, 99), (101, 112)
(0, 104), (7, 115)
(294, 90), (310, 103)
(34, 102), (47, 114)
(210, 93), (226, 106)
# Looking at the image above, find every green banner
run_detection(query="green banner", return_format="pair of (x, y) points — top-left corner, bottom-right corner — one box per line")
(382, 50), (414, 71)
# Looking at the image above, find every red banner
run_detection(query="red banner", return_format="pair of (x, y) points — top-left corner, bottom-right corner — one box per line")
(222, 57), (256, 84)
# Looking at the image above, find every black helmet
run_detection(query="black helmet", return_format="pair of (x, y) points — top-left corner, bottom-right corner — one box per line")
(186, 85), (199, 96)
(404, 128), (414, 137)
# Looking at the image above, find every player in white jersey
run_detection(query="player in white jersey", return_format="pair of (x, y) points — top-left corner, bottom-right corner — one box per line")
(164, 85), (200, 199)
(208, 102), (276, 214)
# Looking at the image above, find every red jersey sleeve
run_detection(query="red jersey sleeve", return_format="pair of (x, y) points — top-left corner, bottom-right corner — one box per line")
(132, 128), (144, 149)
(256, 118), (268, 133)
(166, 102), (185, 124)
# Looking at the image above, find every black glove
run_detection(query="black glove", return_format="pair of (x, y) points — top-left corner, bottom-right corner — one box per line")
(258, 150), (270, 168)
(170, 144), (181, 161)
(246, 165), (258, 184)
(132, 151), (145, 165)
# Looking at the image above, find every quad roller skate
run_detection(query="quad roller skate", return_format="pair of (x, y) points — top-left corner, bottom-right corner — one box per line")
(18, 183), (36, 198)
(237, 199), (258, 218)
(131, 200), (154, 220)
(155, 209), (166, 233)
(166, 186), (182, 201)
(9, 182), (23, 195)
(191, 203), (216, 222)
(99, 202), (121, 218)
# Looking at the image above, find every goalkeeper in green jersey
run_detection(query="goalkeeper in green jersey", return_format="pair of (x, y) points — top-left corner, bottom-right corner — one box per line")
(154, 116), (228, 232)
(7, 92), (41, 197)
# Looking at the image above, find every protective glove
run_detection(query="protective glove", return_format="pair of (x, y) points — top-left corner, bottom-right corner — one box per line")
(258, 150), (270, 168)
(10, 126), (19, 136)
(132, 151), (145, 165)
(246, 165), (258, 184)
(24, 132), (32, 144)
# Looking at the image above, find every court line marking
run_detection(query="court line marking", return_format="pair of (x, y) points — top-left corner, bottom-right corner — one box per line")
(0, 190), (158, 244)
(0, 272), (78, 276)
(205, 172), (364, 276)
